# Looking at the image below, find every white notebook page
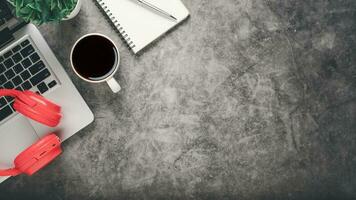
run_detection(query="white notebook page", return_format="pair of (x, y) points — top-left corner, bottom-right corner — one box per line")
(99, 0), (189, 53)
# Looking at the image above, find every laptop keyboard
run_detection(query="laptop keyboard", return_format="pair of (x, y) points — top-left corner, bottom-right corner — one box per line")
(0, 39), (58, 122)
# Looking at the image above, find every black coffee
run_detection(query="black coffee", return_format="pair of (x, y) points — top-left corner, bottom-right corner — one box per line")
(72, 35), (118, 81)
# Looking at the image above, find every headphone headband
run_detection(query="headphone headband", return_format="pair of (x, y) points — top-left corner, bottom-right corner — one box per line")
(0, 89), (37, 107)
(0, 168), (21, 176)
(0, 89), (21, 97)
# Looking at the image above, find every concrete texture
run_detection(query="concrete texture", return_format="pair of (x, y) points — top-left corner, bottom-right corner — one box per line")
(1, 0), (356, 199)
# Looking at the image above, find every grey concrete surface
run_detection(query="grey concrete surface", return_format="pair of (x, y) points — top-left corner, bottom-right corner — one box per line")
(1, 0), (356, 199)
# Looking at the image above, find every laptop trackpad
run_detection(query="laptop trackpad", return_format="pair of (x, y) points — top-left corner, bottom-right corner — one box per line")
(0, 116), (39, 168)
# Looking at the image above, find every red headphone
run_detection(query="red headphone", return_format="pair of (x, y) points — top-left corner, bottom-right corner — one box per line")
(0, 89), (62, 177)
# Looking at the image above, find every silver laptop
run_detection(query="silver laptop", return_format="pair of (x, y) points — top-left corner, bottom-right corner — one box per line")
(0, 2), (94, 183)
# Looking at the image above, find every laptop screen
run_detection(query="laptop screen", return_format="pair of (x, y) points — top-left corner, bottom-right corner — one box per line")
(0, 1), (27, 49)
(0, 0), (13, 27)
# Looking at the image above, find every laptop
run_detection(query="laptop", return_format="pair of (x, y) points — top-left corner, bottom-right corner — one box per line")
(0, 2), (94, 183)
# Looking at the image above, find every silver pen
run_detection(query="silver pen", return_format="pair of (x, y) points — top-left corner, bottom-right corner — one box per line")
(134, 0), (177, 21)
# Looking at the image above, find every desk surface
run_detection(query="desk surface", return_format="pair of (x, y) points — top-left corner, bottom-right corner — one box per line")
(1, 0), (356, 199)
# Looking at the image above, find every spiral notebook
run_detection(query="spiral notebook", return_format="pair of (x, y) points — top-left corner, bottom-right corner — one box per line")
(95, 0), (190, 54)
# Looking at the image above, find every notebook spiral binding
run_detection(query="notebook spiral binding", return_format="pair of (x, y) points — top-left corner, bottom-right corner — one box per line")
(96, 0), (136, 50)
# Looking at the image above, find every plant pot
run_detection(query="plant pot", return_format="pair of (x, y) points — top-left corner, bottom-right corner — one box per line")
(64, 0), (82, 20)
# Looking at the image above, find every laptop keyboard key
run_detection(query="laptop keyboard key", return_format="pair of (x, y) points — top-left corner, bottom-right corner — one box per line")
(12, 53), (22, 63)
(0, 56), (3, 63)
(20, 70), (31, 81)
(22, 81), (32, 90)
(3, 58), (14, 68)
(0, 74), (6, 85)
(12, 76), (22, 86)
(5, 69), (15, 79)
(20, 45), (35, 57)
(0, 105), (13, 121)
(21, 58), (32, 68)
(3, 81), (14, 89)
(20, 70), (31, 80)
(5, 96), (13, 102)
(0, 97), (6, 108)
(0, 63), (5, 73)
(21, 40), (30, 47)
(12, 45), (21, 53)
(16, 86), (23, 91)
(30, 53), (40, 63)
(30, 69), (50, 86)
(3, 51), (12, 59)
(13, 63), (23, 74)
(48, 80), (57, 88)
(37, 82), (48, 94)
(29, 61), (45, 75)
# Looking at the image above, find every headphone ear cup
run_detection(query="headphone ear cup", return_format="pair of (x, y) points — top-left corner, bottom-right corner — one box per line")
(13, 100), (61, 127)
(13, 91), (62, 127)
(14, 134), (62, 176)
(23, 91), (61, 113)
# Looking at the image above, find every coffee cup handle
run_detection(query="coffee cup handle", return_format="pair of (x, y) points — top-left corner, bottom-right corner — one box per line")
(106, 78), (121, 93)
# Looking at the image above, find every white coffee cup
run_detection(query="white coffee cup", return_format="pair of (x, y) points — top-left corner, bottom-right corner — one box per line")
(70, 33), (121, 93)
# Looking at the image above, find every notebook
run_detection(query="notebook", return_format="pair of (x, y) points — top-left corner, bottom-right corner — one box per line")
(95, 0), (190, 54)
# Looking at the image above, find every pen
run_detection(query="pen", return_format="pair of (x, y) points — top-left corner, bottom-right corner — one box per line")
(134, 0), (177, 22)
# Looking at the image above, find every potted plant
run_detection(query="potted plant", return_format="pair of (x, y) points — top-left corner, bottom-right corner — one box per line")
(7, 0), (82, 25)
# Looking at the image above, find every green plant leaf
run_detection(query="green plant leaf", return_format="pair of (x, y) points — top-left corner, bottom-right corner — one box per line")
(7, 0), (78, 25)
